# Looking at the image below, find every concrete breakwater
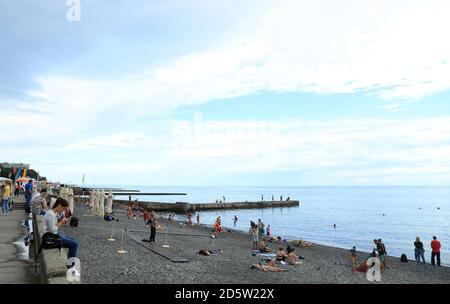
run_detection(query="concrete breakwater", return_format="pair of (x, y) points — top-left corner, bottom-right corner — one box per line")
(114, 199), (299, 213)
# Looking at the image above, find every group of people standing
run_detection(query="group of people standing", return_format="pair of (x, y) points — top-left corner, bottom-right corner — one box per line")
(249, 219), (271, 250)
(414, 236), (441, 266)
(350, 235), (443, 273)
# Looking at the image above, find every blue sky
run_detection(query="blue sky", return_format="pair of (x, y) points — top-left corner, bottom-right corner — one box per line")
(1, 0), (450, 186)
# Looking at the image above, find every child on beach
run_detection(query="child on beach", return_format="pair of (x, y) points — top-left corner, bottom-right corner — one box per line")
(266, 225), (271, 237)
(251, 227), (258, 250)
(187, 212), (193, 225)
(127, 205), (133, 219)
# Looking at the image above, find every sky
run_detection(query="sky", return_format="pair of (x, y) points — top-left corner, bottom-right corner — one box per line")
(1, 0), (450, 186)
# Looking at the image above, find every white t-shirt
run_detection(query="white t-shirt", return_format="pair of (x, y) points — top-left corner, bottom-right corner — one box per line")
(42, 210), (58, 234)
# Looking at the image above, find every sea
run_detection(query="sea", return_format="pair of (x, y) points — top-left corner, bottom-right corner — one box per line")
(89, 185), (450, 265)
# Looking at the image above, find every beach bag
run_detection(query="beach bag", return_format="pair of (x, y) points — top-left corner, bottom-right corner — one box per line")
(400, 254), (408, 263)
(35, 232), (63, 272)
(70, 217), (79, 227)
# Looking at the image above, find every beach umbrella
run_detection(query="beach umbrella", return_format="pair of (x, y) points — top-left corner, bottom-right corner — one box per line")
(99, 190), (105, 216)
(106, 191), (114, 214)
(68, 188), (74, 214)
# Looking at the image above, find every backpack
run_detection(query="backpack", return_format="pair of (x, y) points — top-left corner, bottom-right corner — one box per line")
(70, 217), (79, 227)
(400, 254), (408, 263)
(35, 232), (63, 272)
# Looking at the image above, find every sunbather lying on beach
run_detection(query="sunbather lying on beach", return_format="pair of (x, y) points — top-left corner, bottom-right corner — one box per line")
(286, 252), (303, 265)
(198, 249), (223, 256)
(267, 236), (281, 242)
(292, 240), (314, 248)
(251, 259), (288, 272)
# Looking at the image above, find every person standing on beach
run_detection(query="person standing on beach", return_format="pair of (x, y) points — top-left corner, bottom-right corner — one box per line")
(143, 208), (151, 223)
(272, 195), (274, 201)
(251, 226), (258, 250)
(374, 239), (387, 271)
(431, 236), (441, 266)
(149, 217), (157, 242)
(196, 213), (200, 225)
(266, 225), (271, 237)
(223, 196), (225, 203)
(257, 219), (265, 241)
(350, 246), (357, 272)
(414, 237), (426, 264)
(24, 179), (33, 214)
(261, 194), (264, 201)
(143, 212), (156, 242)
(233, 215), (238, 226)
(379, 239), (387, 270)
(280, 195), (283, 201)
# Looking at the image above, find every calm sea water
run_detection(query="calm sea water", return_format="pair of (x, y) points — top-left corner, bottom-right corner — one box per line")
(93, 185), (450, 265)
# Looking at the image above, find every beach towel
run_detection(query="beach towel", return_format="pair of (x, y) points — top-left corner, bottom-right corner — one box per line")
(355, 263), (369, 273)
(252, 253), (277, 257)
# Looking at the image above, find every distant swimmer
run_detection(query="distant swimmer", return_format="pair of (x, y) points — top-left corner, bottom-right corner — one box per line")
(382, 213), (385, 216)
(437, 207), (440, 210)
(333, 224), (336, 229)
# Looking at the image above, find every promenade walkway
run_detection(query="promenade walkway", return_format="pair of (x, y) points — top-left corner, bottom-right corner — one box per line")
(0, 196), (38, 283)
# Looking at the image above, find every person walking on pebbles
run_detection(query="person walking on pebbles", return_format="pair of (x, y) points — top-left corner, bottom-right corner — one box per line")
(143, 214), (157, 243)
(431, 236), (441, 266)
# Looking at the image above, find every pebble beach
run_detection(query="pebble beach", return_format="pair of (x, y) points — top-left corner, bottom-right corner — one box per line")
(59, 203), (450, 284)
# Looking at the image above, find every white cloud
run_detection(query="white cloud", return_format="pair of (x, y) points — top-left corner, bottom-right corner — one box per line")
(23, 0), (450, 121)
(2, 0), (450, 185)
(40, 116), (450, 185)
